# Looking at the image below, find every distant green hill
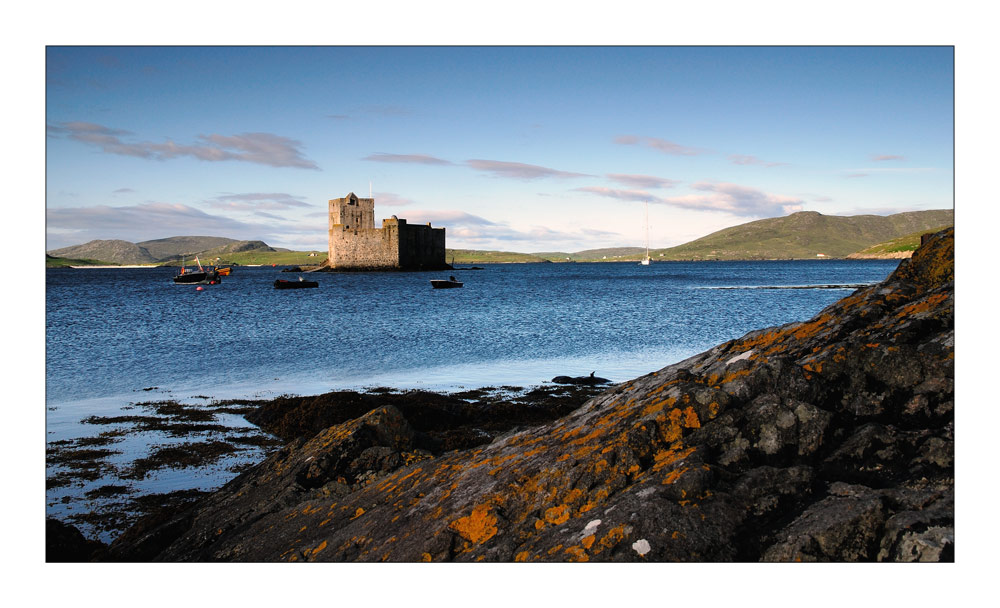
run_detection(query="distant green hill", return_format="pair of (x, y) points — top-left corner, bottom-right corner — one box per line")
(47, 239), (158, 265)
(137, 236), (243, 260)
(48, 236), (282, 266)
(653, 210), (953, 260)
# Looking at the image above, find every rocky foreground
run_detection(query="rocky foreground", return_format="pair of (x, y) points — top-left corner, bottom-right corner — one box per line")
(60, 229), (954, 562)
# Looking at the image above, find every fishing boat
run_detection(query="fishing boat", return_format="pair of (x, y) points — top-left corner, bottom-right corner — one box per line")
(639, 202), (651, 266)
(430, 276), (463, 289)
(173, 257), (221, 284)
(215, 266), (233, 276)
(274, 278), (319, 289)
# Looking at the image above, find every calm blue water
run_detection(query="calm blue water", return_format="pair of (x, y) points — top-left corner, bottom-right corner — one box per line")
(46, 260), (899, 418)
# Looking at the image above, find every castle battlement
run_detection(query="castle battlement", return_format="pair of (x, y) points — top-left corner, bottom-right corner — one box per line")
(327, 192), (447, 271)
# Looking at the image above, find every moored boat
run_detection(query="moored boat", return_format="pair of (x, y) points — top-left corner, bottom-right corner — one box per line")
(173, 257), (221, 284)
(274, 278), (318, 289)
(431, 276), (463, 289)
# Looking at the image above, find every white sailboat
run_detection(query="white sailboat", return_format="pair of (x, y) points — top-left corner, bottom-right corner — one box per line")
(639, 202), (651, 266)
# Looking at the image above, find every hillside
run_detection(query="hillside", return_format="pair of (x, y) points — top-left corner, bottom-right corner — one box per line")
(655, 209), (953, 260)
(846, 225), (953, 259)
(47, 237), (283, 266)
(47, 239), (158, 265)
(137, 236), (239, 260)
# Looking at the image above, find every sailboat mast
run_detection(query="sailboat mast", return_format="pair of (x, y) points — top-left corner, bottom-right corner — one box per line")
(645, 202), (650, 257)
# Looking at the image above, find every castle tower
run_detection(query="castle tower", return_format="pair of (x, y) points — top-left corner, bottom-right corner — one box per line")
(328, 192), (375, 231)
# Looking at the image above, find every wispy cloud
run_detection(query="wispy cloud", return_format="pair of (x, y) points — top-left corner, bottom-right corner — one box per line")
(373, 192), (417, 207)
(394, 208), (619, 250)
(393, 210), (500, 226)
(205, 192), (312, 211)
(843, 166), (935, 176)
(606, 173), (679, 189)
(363, 153), (453, 165)
(729, 154), (786, 167)
(614, 134), (706, 156)
(112, 188), (134, 194)
(46, 202), (268, 248)
(47, 122), (319, 169)
(872, 154), (905, 161)
(575, 186), (656, 202)
(660, 181), (804, 217)
(465, 159), (591, 180)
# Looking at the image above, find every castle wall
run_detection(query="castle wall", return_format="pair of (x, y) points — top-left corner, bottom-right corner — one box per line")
(397, 221), (446, 270)
(327, 226), (400, 269)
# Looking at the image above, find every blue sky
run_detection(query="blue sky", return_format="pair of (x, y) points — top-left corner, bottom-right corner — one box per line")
(45, 45), (954, 253)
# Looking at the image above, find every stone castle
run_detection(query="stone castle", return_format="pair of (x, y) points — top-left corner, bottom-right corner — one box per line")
(326, 192), (447, 271)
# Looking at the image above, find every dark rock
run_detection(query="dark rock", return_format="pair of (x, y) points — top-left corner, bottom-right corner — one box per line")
(103, 228), (954, 562)
(551, 372), (611, 385)
(46, 519), (106, 562)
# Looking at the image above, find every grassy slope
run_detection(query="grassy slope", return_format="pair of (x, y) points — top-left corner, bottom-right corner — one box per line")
(654, 210), (953, 260)
(847, 225), (953, 257)
(45, 255), (114, 267)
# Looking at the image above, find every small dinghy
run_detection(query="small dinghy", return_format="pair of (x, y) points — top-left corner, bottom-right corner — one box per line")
(274, 278), (318, 289)
(430, 276), (463, 289)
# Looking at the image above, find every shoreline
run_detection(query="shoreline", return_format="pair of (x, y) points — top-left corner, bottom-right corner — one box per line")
(45, 381), (612, 544)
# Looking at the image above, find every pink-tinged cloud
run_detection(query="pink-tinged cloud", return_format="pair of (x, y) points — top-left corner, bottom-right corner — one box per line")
(373, 192), (417, 207)
(391, 209), (500, 226)
(659, 181), (804, 217)
(729, 154), (786, 167)
(206, 192), (312, 211)
(465, 159), (591, 180)
(47, 122), (319, 169)
(872, 154), (905, 161)
(614, 134), (706, 156)
(575, 186), (656, 202)
(606, 173), (679, 189)
(363, 153), (453, 165)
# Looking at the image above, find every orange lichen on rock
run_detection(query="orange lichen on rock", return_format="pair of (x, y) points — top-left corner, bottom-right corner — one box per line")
(683, 406), (700, 429)
(544, 504), (571, 526)
(663, 466), (689, 485)
(564, 545), (589, 562)
(449, 504), (499, 545)
(896, 293), (949, 318)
